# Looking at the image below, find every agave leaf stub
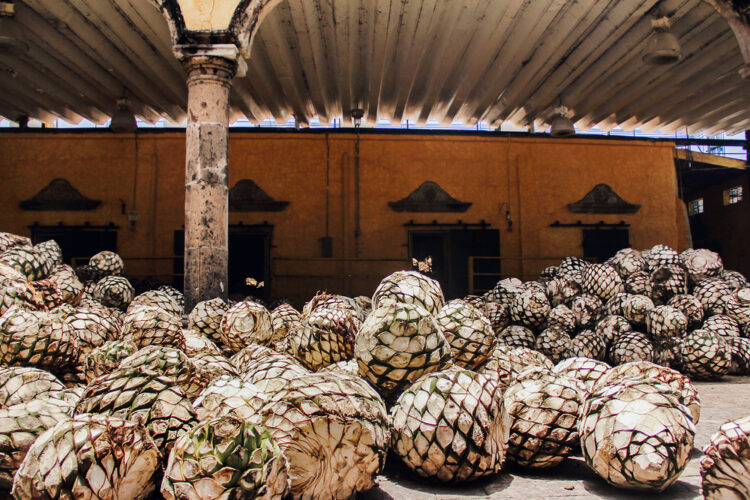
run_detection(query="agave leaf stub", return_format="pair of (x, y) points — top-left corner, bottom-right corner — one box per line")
(591, 361), (700, 424)
(128, 290), (182, 317)
(479, 346), (554, 390)
(122, 305), (185, 350)
(436, 299), (496, 370)
(11, 414), (160, 500)
(249, 372), (390, 499)
(701, 415), (750, 499)
(552, 357), (611, 393)
(188, 298), (230, 349)
(579, 381), (695, 492)
(504, 374), (584, 468)
(0, 367), (68, 408)
(0, 399), (71, 488)
(372, 270), (445, 316)
(92, 276), (135, 311)
(355, 302), (453, 400)
(0, 308), (80, 374)
(681, 329), (731, 381)
(231, 343), (309, 394)
(161, 416), (289, 500)
(290, 306), (359, 370)
(75, 369), (198, 456)
(193, 375), (268, 422)
(88, 250), (125, 279)
(390, 366), (510, 481)
(220, 300), (274, 352)
(82, 340), (137, 383)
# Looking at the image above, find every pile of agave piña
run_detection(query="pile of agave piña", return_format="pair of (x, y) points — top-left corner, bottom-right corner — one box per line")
(1, 232), (750, 499)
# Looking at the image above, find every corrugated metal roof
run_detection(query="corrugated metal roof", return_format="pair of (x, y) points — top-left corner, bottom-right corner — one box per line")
(0, 0), (748, 134)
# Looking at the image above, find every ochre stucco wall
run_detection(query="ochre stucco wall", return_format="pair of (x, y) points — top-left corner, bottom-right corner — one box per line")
(0, 131), (683, 304)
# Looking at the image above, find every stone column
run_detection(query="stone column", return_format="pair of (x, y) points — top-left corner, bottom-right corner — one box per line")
(179, 46), (238, 313)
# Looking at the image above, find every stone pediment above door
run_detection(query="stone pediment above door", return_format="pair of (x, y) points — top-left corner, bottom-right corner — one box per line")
(19, 178), (101, 211)
(388, 181), (471, 212)
(567, 184), (641, 214)
(229, 179), (289, 212)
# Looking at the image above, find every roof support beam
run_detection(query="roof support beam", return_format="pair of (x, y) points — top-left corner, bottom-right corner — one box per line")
(23, 0), (185, 121)
(1, 0), (747, 133)
(704, 0), (750, 78)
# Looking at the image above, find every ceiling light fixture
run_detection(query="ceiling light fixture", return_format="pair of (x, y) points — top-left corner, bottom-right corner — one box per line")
(549, 106), (575, 137)
(643, 17), (683, 65)
(351, 108), (364, 128)
(110, 93), (137, 133)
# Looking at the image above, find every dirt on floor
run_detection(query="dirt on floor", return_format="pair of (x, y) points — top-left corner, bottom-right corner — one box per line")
(363, 376), (750, 500)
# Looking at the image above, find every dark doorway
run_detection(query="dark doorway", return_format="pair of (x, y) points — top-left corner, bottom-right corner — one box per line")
(582, 229), (630, 264)
(228, 231), (271, 302)
(409, 229), (500, 299)
(30, 226), (118, 265)
(689, 216), (723, 256)
(174, 225), (272, 301)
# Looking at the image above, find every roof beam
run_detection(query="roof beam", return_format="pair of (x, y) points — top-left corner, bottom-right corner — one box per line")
(704, 0), (750, 78)
(23, 0), (184, 122)
(253, 5), (311, 125)
(390, 0), (441, 124)
(0, 97), (58, 123)
(418, 0), (521, 125)
(478, 0), (611, 126)
(499, 0), (661, 128)
(581, 15), (737, 130)
(74, 0), (186, 102)
(0, 56), (109, 123)
(552, 0), (698, 128)
(282, 0), (330, 123)
(0, 73), (84, 123)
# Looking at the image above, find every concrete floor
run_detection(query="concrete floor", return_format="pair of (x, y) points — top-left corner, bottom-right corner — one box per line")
(364, 376), (750, 499)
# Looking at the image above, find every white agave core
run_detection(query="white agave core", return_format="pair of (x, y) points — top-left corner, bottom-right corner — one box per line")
(581, 390), (694, 491)
(390, 369), (508, 481)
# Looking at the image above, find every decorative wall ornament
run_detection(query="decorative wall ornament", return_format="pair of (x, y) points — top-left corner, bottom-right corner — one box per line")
(229, 179), (289, 212)
(567, 184), (641, 214)
(389, 181), (472, 212)
(19, 178), (101, 211)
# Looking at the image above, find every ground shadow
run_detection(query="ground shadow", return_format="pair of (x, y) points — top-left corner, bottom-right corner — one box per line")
(582, 477), (700, 499)
(573, 454), (701, 500)
(377, 451), (515, 497)
(359, 487), (396, 500)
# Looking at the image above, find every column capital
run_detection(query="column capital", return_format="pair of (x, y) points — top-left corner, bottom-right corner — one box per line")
(177, 44), (246, 83)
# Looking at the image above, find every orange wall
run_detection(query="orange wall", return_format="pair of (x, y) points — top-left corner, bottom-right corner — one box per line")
(0, 131), (684, 303)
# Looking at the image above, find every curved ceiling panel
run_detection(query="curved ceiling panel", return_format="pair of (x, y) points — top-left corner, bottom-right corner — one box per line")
(0, 0), (747, 134)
